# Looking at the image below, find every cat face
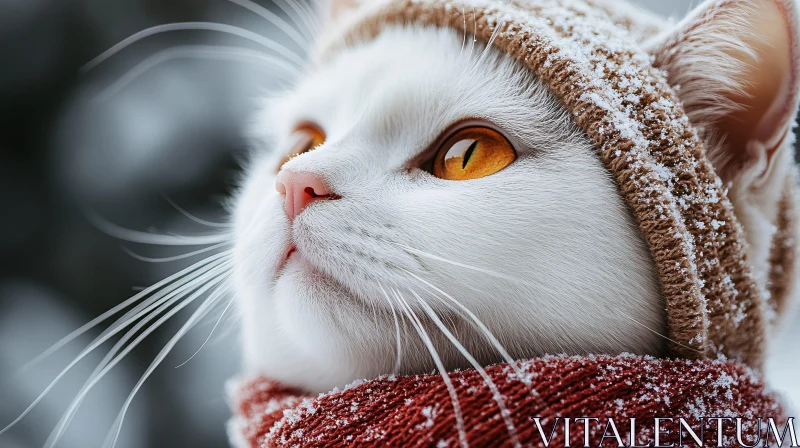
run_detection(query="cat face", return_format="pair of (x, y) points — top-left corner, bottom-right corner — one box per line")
(233, 26), (663, 392)
(233, 0), (800, 392)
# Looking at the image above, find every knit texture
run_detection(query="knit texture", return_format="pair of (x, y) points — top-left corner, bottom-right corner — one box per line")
(317, 0), (800, 368)
(227, 355), (786, 448)
(770, 177), (800, 323)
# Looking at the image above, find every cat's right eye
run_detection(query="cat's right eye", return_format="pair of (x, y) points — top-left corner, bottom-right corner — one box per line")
(277, 123), (326, 172)
(430, 125), (517, 181)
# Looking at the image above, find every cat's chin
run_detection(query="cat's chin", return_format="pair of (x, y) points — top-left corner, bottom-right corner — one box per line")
(241, 253), (397, 393)
(272, 248), (362, 309)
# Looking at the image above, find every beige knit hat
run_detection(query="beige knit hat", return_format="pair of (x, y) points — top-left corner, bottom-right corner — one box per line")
(319, 0), (800, 368)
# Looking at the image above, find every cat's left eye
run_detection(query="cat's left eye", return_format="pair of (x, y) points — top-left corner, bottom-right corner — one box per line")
(431, 126), (517, 181)
(277, 123), (326, 172)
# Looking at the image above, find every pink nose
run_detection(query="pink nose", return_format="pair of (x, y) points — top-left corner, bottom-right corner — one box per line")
(275, 170), (336, 220)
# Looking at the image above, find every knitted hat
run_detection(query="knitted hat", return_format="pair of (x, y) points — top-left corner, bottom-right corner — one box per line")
(319, 0), (800, 368)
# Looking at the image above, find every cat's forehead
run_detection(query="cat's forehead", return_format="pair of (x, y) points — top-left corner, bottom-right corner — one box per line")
(273, 26), (530, 153)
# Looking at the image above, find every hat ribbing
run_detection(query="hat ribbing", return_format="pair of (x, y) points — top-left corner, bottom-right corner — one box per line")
(321, 0), (799, 367)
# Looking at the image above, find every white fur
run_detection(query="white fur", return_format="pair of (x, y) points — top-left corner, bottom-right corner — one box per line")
(232, 0), (799, 393)
(233, 27), (663, 392)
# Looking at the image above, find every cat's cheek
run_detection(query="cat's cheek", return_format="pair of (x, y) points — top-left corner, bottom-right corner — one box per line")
(265, 269), (371, 387)
(240, 277), (360, 391)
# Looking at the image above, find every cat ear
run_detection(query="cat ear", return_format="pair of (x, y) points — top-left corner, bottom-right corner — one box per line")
(646, 0), (800, 184)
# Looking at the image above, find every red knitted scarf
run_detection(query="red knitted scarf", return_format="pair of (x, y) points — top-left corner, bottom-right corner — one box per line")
(227, 355), (787, 447)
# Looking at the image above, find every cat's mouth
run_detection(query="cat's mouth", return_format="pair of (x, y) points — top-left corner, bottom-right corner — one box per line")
(278, 244), (297, 272)
(274, 241), (353, 296)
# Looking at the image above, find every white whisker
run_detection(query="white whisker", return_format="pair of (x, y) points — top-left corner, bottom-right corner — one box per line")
(272, 0), (321, 40)
(392, 242), (552, 293)
(379, 284), (404, 374)
(224, 0), (309, 47)
(410, 289), (520, 447)
(46, 273), (229, 446)
(17, 251), (231, 373)
(122, 242), (230, 264)
(81, 22), (306, 74)
(400, 243), (672, 352)
(100, 281), (232, 448)
(402, 268), (553, 424)
(45, 270), (231, 448)
(175, 293), (237, 369)
(459, 3), (467, 58)
(95, 45), (301, 101)
(387, 287), (468, 448)
(94, 256), (232, 346)
(401, 268), (524, 377)
(1, 256), (231, 437)
(476, 10), (503, 66)
(397, 246), (701, 355)
(397, 243), (697, 375)
(88, 212), (231, 246)
(470, 6), (477, 57)
(619, 314), (700, 354)
(163, 195), (231, 229)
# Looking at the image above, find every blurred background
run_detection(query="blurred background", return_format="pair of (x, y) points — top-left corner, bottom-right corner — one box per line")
(0, 0), (796, 447)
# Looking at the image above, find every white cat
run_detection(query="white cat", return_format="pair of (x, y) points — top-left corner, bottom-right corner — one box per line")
(3, 2), (799, 447)
(232, 0), (800, 393)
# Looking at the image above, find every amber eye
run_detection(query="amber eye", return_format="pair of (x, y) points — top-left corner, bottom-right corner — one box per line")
(432, 126), (517, 180)
(277, 123), (326, 171)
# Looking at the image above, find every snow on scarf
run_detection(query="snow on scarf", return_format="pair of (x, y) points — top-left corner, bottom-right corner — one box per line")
(227, 355), (787, 447)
